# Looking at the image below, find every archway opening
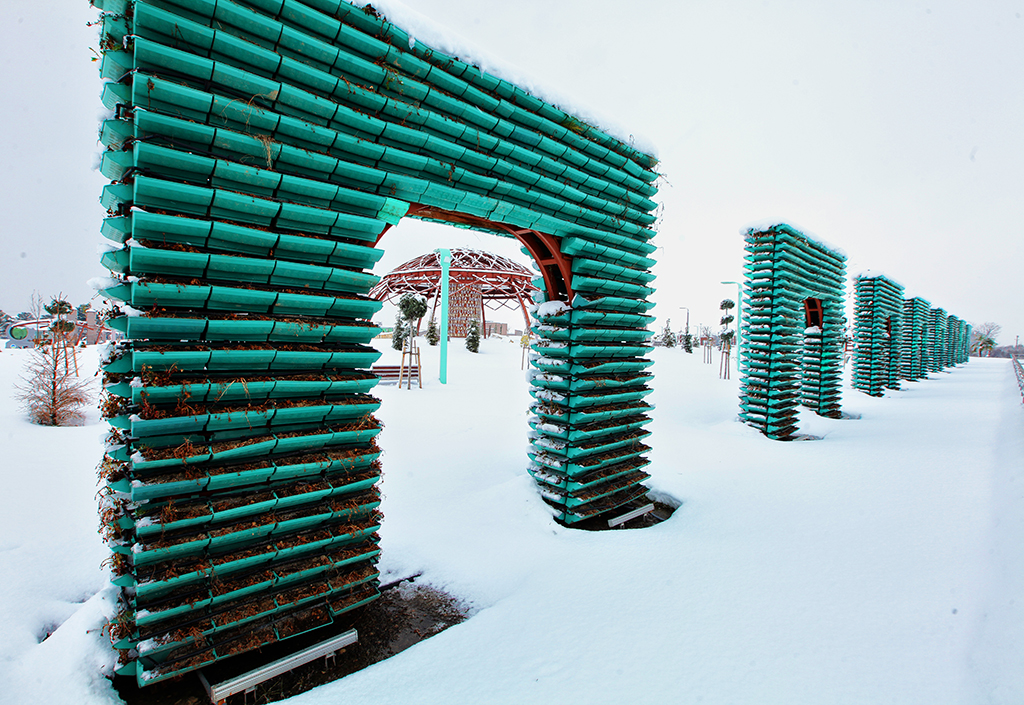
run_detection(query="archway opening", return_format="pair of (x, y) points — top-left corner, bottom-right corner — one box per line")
(368, 240), (539, 339)
(800, 297), (826, 412)
(371, 212), (662, 530)
(804, 297), (824, 329)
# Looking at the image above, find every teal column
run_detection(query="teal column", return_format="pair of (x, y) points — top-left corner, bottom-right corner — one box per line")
(436, 249), (451, 384)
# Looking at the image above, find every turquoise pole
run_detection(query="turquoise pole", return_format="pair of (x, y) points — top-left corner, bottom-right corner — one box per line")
(436, 249), (451, 384)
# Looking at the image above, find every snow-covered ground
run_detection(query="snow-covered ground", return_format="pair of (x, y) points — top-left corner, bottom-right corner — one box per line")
(1, 340), (1021, 704)
(0, 346), (120, 704)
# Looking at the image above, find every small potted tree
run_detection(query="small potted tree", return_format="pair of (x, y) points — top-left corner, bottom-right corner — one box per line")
(719, 299), (736, 379)
(398, 293), (428, 331)
(425, 317), (440, 346)
(465, 319), (481, 353)
(391, 312), (406, 351)
(396, 294), (428, 387)
(659, 318), (676, 348)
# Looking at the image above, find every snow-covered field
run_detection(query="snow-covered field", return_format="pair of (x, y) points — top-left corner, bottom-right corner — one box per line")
(1, 340), (1021, 704)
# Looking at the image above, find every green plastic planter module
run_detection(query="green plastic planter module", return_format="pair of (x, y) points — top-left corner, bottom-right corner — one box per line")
(102, 210), (386, 270)
(109, 397), (381, 438)
(121, 449), (382, 501)
(102, 345), (381, 374)
(93, 0), (659, 683)
(101, 244), (381, 294)
(107, 315), (381, 344)
(102, 281), (383, 319)
(106, 375), (378, 406)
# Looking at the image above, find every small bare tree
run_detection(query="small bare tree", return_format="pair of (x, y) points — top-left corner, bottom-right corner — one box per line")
(28, 290), (44, 320)
(970, 321), (1001, 357)
(16, 336), (93, 426)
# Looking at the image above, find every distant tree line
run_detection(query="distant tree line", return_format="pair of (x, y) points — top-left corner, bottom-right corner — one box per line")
(988, 344), (1023, 359)
(1, 300), (92, 324)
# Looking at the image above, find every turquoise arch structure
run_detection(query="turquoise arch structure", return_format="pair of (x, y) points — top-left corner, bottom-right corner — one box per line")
(739, 224), (846, 440)
(852, 273), (904, 397)
(91, 0), (659, 685)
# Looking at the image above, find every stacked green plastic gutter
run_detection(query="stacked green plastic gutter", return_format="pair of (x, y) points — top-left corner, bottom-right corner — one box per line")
(946, 317), (968, 367)
(927, 308), (948, 374)
(944, 317), (958, 369)
(739, 224), (846, 440)
(899, 297), (930, 381)
(852, 274), (904, 397)
(924, 309), (969, 372)
(898, 297), (972, 383)
(92, 0), (658, 682)
(527, 296), (656, 523)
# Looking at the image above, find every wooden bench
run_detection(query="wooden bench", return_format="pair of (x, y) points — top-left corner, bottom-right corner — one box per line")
(371, 364), (421, 387)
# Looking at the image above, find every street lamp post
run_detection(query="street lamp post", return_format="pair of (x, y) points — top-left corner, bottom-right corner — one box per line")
(720, 281), (742, 363)
(678, 306), (689, 335)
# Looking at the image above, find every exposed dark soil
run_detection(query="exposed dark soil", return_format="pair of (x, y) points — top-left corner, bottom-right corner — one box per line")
(113, 579), (468, 705)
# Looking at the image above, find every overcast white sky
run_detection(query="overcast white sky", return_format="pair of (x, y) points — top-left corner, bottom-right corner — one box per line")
(2, 0), (1021, 343)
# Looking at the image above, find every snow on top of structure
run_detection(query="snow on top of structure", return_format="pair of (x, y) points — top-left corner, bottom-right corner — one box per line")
(852, 270), (905, 288)
(97, 341), (117, 365)
(532, 451), (564, 468)
(370, 0), (657, 159)
(740, 219), (847, 258)
(527, 417), (566, 435)
(530, 355), (568, 368)
(87, 276), (119, 292)
(533, 389), (566, 403)
(533, 300), (571, 318)
(531, 436), (567, 452)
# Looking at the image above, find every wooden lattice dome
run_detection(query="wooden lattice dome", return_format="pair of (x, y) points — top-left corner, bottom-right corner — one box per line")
(369, 248), (538, 333)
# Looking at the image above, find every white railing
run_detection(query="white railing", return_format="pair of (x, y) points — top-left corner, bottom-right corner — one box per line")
(1013, 356), (1024, 403)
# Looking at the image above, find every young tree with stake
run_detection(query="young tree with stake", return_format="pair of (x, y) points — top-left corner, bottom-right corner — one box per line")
(660, 318), (676, 348)
(16, 296), (91, 425)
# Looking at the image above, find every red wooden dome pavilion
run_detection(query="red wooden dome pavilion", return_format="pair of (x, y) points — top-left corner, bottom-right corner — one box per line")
(369, 248), (538, 336)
